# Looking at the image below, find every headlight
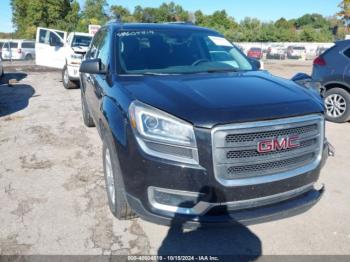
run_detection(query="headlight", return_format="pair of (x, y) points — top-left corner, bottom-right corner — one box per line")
(129, 101), (198, 164)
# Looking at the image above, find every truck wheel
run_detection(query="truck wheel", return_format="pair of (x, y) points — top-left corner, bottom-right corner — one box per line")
(62, 65), (77, 89)
(81, 91), (95, 127)
(25, 54), (33, 60)
(324, 88), (350, 123)
(102, 134), (136, 220)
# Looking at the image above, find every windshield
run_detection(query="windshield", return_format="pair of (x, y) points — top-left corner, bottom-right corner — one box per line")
(72, 35), (92, 47)
(117, 30), (253, 75)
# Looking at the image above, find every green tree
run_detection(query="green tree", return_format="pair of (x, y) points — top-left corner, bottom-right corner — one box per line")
(57, 0), (80, 32)
(110, 5), (135, 22)
(294, 13), (330, 29)
(337, 0), (350, 31)
(194, 10), (238, 41)
(11, 0), (80, 38)
(76, 0), (108, 32)
(275, 18), (294, 29)
(299, 26), (318, 41)
(11, 0), (74, 38)
(132, 2), (189, 23)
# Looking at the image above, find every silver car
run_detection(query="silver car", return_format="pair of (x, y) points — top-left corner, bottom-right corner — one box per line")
(312, 40), (350, 123)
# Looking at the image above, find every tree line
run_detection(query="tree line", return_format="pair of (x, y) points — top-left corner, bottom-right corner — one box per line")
(8, 0), (349, 42)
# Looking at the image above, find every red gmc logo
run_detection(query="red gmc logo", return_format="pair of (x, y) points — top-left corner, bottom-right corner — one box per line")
(257, 135), (300, 153)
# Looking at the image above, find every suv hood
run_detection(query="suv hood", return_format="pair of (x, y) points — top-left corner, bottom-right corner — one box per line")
(120, 71), (324, 128)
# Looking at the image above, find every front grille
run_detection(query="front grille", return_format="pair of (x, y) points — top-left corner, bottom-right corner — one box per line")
(225, 124), (317, 144)
(226, 153), (315, 179)
(212, 115), (324, 186)
(226, 139), (316, 159)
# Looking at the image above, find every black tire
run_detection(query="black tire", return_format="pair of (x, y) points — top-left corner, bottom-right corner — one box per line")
(102, 134), (136, 220)
(0, 68), (3, 79)
(324, 88), (350, 123)
(25, 54), (33, 60)
(62, 65), (77, 89)
(81, 91), (95, 127)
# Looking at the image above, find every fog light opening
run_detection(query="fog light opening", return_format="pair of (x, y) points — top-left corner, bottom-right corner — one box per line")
(148, 187), (208, 215)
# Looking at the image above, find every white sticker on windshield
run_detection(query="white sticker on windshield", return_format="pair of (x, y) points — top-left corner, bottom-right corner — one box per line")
(208, 36), (233, 47)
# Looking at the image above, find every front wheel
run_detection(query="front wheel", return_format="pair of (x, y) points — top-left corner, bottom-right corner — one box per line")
(81, 91), (95, 127)
(62, 65), (77, 89)
(324, 88), (350, 123)
(25, 54), (33, 60)
(102, 134), (136, 220)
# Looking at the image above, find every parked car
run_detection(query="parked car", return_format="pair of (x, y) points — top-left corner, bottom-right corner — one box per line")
(35, 27), (93, 89)
(287, 46), (306, 60)
(1, 40), (35, 60)
(266, 45), (286, 59)
(79, 21), (332, 225)
(247, 47), (263, 60)
(312, 40), (350, 123)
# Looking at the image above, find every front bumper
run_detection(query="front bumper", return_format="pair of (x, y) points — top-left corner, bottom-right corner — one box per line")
(126, 185), (324, 227)
(117, 122), (332, 225)
(67, 64), (80, 80)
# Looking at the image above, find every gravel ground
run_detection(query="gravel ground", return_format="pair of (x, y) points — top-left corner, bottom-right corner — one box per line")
(0, 60), (349, 256)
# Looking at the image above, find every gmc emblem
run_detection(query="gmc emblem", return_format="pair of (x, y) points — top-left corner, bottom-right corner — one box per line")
(257, 135), (300, 153)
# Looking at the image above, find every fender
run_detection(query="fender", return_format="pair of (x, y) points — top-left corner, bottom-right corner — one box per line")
(100, 96), (128, 149)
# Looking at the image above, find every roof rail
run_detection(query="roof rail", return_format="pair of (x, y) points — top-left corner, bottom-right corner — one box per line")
(163, 21), (194, 25)
(106, 18), (122, 25)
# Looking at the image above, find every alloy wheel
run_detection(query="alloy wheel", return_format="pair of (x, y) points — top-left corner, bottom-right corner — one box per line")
(63, 68), (69, 85)
(325, 94), (346, 118)
(104, 148), (115, 206)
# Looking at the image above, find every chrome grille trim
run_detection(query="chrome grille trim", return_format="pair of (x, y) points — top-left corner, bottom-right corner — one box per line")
(211, 114), (324, 187)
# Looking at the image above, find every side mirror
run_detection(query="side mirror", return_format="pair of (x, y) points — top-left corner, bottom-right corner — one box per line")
(80, 58), (105, 74)
(291, 73), (312, 82)
(291, 73), (323, 96)
(249, 58), (261, 70)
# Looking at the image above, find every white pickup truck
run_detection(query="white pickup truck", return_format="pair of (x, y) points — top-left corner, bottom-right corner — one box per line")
(35, 27), (93, 89)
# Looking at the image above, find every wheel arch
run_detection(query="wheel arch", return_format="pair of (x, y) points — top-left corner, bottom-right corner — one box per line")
(324, 82), (350, 94)
(99, 96), (129, 150)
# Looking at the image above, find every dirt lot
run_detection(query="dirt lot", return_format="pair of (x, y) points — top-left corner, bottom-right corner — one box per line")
(0, 60), (349, 256)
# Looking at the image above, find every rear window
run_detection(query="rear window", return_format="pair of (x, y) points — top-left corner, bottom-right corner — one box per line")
(10, 42), (18, 48)
(343, 47), (350, 58)
(22, 42), (35, 48)
(294, 46), (305, 50)
(250, 48), (261, 51)
(320, 44), (336, 57)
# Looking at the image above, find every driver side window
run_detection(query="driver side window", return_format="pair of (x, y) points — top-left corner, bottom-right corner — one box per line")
(88, 30), (104, 59)
(38, 29), (63, 46)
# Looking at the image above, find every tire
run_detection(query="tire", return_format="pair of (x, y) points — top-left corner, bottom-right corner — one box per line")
(324, 88), (350, 123)
(0, 68), (3, 79)
(62, 65), (77, 89)
(81, 91), (95, 127)
(25, 54), (33, 60)
(102, 134), (136, 220)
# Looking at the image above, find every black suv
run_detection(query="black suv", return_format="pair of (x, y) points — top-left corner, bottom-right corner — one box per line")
(79, 22), (332, 226)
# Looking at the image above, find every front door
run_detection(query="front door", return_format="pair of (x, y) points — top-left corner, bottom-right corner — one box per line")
(35, 27), (67, 69)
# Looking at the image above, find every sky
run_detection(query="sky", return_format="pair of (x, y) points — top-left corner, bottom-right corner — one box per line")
(0, 0), (341, 33)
